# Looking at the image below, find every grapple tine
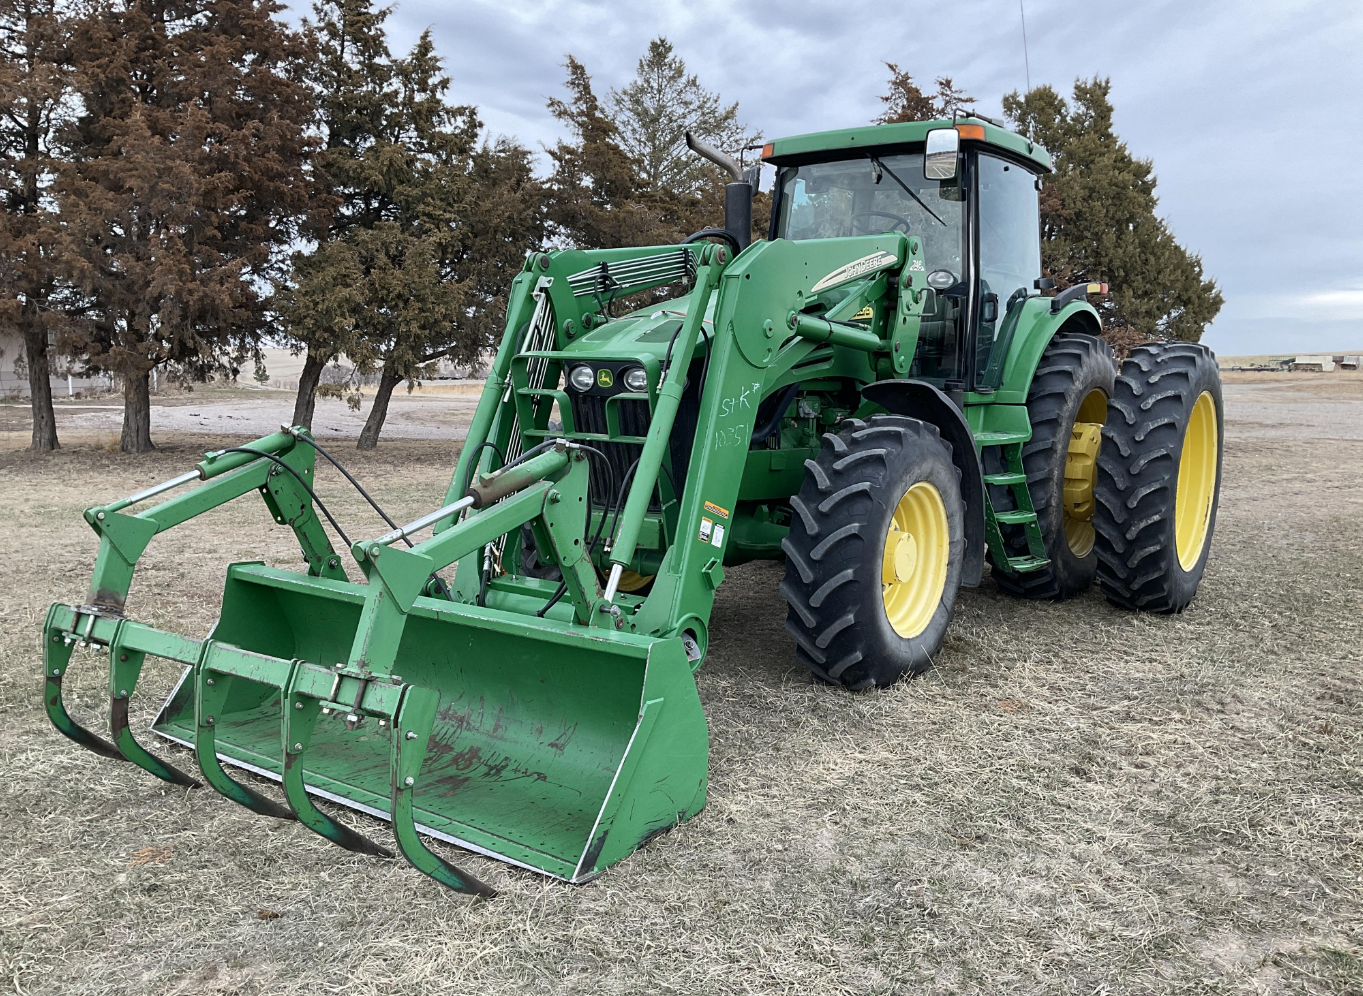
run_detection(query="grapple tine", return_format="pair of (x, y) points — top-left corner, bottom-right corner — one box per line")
(390, 684), (496, 897)
(43, 608), (124, 762)
(109, 634), (200, 787)
(280, 662), (392, 857)
(111, 695), (201, 787)
(193, 649), (292, 818)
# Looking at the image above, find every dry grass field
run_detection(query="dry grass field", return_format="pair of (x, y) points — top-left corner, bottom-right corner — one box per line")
(0, 374), (1360, 994)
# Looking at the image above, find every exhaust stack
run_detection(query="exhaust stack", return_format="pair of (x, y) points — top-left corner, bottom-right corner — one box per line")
(685, 130), (752, 250)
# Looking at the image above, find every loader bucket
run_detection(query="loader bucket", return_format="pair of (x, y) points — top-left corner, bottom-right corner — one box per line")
(151, 563), (710, 882)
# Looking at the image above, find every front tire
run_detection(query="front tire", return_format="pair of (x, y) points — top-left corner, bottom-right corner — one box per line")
(1094, 341), (1223, 612)
(781, 415), (964, 689)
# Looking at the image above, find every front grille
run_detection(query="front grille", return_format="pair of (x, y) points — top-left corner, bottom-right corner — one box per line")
(568, 394), (660, 511)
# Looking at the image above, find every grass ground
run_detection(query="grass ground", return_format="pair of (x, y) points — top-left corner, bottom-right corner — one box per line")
(0, 380), (1360, 994)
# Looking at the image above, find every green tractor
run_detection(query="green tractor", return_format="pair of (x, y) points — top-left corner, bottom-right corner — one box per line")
(42, 117), (1223, 895)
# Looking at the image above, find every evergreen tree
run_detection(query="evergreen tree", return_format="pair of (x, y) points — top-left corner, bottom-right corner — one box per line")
(276, 0), (394, 429)
(0, 0), (74, 450)
(57, 0), (315, 452)
(545, 55), (657, 249)
(547, 51), (763, 253)
(876, 64), (976, 123)
(283, 4), (544, 448)
(608, 37), (754, 198)
(1003, 78), (1222, 344)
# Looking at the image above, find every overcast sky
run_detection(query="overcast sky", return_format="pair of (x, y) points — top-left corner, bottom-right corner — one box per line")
(290, 0), (1363, 356)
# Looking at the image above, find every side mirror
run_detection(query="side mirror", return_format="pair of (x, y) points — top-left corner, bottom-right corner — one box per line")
(924, 128), (960, 180)
(981, 293), (998, 324)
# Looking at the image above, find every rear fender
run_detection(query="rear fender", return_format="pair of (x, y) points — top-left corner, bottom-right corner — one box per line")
(992, 298), (1102, 402)
(860, 379), (986, 587)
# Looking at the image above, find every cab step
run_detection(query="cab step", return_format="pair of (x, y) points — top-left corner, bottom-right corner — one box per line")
(1000, 554), (1049, 572)
(976, 439), (1049, 576)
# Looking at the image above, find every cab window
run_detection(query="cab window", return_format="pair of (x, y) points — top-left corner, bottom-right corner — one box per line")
(975, 155), (1042, 388)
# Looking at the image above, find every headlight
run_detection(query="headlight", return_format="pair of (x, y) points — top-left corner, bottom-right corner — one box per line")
(622, 366), (649, 393)
(568, 365), (595, 392)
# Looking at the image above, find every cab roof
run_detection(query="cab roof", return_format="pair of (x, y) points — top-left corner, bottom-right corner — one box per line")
(763, 117), (1052, 173)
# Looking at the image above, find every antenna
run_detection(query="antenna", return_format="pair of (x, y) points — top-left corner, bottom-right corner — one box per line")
(1019, 0), (1032, 93)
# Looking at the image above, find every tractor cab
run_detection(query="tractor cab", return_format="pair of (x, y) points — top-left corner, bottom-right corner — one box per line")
(764, 119), (1049, 396)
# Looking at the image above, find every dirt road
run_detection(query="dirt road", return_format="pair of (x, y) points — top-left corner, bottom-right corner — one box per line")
(0, 373), (1359, 994)
(0, 384), (482, 445)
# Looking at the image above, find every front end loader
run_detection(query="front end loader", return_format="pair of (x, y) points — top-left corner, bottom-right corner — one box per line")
(43, 118), (1224, 893)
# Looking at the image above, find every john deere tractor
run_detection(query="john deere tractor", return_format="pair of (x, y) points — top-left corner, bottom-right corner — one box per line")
(42, 117), (1223, 895)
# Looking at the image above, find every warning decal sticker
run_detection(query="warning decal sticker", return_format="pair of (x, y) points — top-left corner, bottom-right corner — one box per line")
(703, 501), (730, 520)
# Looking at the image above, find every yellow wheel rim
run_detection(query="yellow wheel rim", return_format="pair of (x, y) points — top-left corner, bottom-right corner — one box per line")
(881, 481), (950, 639)
(1175, 391), (1218, 570)
(1062, 389), (1107, 558)
(616, 570), (654, 593)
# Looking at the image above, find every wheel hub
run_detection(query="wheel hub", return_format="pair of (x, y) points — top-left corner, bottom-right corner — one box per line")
(883, 530), (919, 585)
(880, 482), (950, 639)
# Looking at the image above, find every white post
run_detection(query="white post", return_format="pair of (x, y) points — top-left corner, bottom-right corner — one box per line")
(67, 374), (72, 397)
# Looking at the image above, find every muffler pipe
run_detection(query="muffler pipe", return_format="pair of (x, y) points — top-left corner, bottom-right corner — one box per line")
(685, 130), (752, 250)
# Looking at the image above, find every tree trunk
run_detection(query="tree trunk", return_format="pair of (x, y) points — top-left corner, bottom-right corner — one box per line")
(356, 366), (401, 451)
(120, 368), (155, 453)
(24, 326), (59, 451)
(291, 349), (329, 429)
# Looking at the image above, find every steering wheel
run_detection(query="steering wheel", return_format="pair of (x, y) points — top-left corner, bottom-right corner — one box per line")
(851, 210), (913, 234)
(850, 209), (915, 234)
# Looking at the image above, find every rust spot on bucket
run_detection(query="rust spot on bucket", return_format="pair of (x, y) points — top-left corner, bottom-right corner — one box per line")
(450, 745), (482, 771)
(548, 723), (577, 752)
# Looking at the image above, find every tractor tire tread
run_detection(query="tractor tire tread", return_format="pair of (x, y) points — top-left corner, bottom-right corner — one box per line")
(782, 414), (963, 689)
(1093, 340), (1223, 613)
(989, 332), (1117, 601)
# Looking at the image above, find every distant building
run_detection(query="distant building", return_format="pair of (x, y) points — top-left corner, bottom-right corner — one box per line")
(1341, 356), (1360, 370)
(0, 329), (109, 397)
(1291, 356), (1335, 372)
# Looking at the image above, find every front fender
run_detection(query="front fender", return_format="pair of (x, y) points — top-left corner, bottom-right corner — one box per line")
(859, 380), (986, 588)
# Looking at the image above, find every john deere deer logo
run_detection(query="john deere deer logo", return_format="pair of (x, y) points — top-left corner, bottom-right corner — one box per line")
(597, 369), (613, 388)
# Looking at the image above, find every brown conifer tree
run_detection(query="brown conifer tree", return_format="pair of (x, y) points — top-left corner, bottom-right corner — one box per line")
(0, 0), (74, 450)
(57, 0), (315, 452)
(875, 62), (938, 124)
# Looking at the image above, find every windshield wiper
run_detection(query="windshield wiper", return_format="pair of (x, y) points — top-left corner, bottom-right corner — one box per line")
(869, 155), (946, 227)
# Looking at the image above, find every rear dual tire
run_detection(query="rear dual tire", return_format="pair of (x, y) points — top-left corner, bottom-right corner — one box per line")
(781, 416), (964, 689)
(990, 332), (1117, 600)
(1094, 341), (1223, 612)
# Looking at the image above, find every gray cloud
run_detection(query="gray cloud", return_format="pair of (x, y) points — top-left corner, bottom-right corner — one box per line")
(289, 0), (1363, 354)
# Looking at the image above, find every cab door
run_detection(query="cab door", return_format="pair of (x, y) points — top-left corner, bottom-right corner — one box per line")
(970, 153), (1043, 391)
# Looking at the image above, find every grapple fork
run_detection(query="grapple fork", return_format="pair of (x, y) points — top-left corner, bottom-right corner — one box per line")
(43, 605), (200, 786)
